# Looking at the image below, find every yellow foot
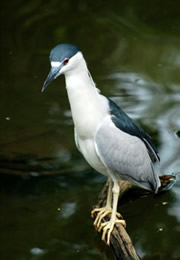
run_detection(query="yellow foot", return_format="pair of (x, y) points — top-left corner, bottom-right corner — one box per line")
(101, 218), (126, 246)
(91, 207), (124, 232)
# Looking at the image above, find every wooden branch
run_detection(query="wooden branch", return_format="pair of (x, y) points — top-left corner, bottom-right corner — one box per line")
(92, 175), (176, 260)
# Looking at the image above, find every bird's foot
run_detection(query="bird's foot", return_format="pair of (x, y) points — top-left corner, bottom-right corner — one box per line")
(100, 218), (126, 245)
(91, 207), (124, 232)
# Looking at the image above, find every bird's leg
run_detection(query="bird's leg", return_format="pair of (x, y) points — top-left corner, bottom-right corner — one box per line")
(91, 178), (113, 216)
(100, 178), (126, 245)
(91, 179), (114, 229)
(91, 178), (123, 232)
(106, 178), (113, 208)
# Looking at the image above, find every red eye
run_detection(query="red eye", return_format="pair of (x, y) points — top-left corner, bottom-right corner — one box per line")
(63, 58), (69, 65)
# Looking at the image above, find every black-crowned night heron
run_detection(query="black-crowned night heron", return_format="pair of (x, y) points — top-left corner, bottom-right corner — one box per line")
(42, 44), (161, 245)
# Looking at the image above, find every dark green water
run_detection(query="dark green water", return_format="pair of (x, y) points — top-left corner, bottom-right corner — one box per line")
(1, 1), (180, 259)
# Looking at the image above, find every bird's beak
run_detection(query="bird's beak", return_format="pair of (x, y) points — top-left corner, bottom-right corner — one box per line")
(42, 65), (62, 92)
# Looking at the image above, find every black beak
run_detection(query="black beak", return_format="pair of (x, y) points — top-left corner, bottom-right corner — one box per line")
(41, 65), (62, 92)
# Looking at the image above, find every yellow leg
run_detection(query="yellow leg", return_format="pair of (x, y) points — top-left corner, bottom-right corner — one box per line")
(91, 179), (118, 229)
(91, 176), (126, 245)
(91, 179), (112, 218)
(101, 181), (126, 245)
(106, 179), (113, 208)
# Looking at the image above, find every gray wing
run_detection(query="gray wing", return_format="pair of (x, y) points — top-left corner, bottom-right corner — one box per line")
(94, 116), (160, 193)
(108, 98), (160, 163)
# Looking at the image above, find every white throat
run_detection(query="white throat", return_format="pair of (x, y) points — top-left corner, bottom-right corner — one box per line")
(63, 52), (108, 138)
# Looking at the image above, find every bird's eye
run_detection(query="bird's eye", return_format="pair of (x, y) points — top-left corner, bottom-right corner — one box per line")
(63, 58), (69, 65)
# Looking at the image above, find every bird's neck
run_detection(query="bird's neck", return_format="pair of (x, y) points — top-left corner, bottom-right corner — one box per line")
(64, 62), (108, 138)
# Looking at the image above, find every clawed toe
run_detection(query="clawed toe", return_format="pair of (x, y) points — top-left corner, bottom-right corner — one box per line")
(91, 207), (126, 245)
(91, 207), (123, 230)
(101, 218), (126, 245)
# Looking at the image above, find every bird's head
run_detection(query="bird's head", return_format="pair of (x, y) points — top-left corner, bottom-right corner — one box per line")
(42, 44), (80, 92)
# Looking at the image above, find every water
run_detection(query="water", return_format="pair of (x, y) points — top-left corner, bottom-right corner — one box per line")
(0, 1), (180, 259)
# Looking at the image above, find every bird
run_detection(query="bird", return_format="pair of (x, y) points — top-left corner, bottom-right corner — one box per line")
(42, 43), (161, 245)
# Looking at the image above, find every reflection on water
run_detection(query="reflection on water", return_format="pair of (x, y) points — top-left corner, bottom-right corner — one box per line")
(60, 202), (77, 219)
(1, 0), (180, 259)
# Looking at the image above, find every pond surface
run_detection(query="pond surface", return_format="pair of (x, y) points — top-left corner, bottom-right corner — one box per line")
(1, 1), (180, 259)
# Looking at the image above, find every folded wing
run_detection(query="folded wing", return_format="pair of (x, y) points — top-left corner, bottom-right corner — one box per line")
(94, 99), (161, 192)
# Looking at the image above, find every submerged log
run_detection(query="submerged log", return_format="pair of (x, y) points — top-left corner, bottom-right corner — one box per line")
(92, 174), (176, 260)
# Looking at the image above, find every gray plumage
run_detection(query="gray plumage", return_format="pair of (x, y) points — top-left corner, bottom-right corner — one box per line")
(108, 98), (160, 163)
(94, 98), (160, 193)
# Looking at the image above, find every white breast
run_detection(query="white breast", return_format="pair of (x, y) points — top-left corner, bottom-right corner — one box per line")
(63, 52), (111, 175)
(65, 70), (109, 139)
(77, 136), (108, 176)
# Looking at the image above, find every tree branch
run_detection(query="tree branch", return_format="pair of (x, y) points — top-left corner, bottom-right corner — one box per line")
(92, 175), (176, 260)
